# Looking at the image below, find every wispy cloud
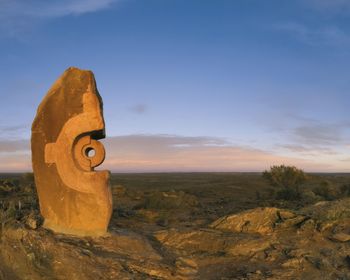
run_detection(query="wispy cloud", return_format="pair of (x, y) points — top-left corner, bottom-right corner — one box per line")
(129, 104), (148, 114)
(280, 144), (338, 156)
(0, 124), (30, 140)
(304, 0), (350, 14)
(274, 0), (350, 47)
(0, 0), (119, 36)
(0, 153), (31, 172)
(101, 134), (340, 172)
(0, 139), (29, 153)
(273, 116), (350, 162)
(104, 134), (229, 152)
(0, 0), (118, 18)
(0, 124), (28, 133)
(0, 137), (31, 171)
(0, 134), (347, 173)
(291, 118), (350, 147)
(273, 22), (350, 47)
(293, 123), (343, 145)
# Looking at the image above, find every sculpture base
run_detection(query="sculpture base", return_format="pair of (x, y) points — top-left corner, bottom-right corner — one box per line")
(44, 219), (110, 237)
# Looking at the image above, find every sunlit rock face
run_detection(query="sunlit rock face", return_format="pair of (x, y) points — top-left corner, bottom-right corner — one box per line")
(210, 207), (297, 234)
(31, 67), (112, 236)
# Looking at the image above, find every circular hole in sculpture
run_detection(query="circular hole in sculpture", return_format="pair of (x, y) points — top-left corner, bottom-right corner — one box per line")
(85, 147), (96, 158)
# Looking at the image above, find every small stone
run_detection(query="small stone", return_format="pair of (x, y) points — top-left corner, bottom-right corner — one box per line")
(278, 210), (296, 220)
(27, 253), (35, 261)
(176, 257), (198, 269)
(330, 232), (350, 242)
(282, 258), (303, 268)
(299, 219), (316, 230)
(26, 216), (38, 230)
(279, 216), (307, 229)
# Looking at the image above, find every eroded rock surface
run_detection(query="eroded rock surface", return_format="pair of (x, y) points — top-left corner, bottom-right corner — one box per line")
(0, 227), (174, 280)
(210, 207), (297, 234)
(153, 202), (350, 279)
(2, 173), (350, 279)
(1, 198), (350, 279)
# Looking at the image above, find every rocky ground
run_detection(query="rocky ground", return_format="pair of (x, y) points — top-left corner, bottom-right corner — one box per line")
(0, 173), (350, 279)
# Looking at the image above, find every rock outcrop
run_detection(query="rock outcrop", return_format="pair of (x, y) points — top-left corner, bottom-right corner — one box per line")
(153, 202), (350, 279)
(210, 207), (296, 234)
(1, 198), (350, 279)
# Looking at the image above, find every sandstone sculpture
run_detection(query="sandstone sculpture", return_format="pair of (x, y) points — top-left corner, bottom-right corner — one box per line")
(31, 67), (112, 236)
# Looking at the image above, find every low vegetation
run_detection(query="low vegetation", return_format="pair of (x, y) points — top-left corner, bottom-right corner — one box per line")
(0, 173), (39, 239)
(0, 171), (349, 279)
(262, 165), (307, 200)
(262, 165), (350, 204)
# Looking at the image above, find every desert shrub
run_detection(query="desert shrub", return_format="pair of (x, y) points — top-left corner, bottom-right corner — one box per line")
(113, 206), (134, 218)
(255, 190), (261, 200)
(22, 195), (39, 211)
(313, 181), (338, 200)
(340, 184), (350, 197)
(0, 179), (20, 194)
(112, 185), (126, 196)
(267, 187), (276, 198)
(22, 172), (34, 183)
(262, 165), (307, 200)
(135, 190), (198, 210)
(21, 172), (36, 193)
(0, 201), (18, 240)
(301, 189), (321, 204)
(276, 188), (301, 200)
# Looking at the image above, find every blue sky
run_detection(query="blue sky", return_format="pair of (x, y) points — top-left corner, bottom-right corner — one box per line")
(0, 0), (349, 172)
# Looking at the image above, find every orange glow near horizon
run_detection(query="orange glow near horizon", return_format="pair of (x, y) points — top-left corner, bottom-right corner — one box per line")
(1, 135), (348, 173)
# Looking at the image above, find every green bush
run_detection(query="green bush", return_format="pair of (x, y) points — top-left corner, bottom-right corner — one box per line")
(0, 179), (20, 193)
(21, 173), (36, 193)
(301, 189), (320, 204)
(313, 181), (337, 200)
(340, 184), (350, 197)
(22, 173), (34, 182)
(276, 188), (301, 200)
(0, 201), (18, 240)
(262, 165), (307, 201)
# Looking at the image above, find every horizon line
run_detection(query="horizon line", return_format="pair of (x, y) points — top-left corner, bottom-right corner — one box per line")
(1, 171), (350, 175)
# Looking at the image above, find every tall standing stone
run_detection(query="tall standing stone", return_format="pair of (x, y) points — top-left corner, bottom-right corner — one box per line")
(31, 67), (112, 236)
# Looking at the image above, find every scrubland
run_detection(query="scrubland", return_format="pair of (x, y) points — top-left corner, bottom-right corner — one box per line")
(0, 172), (350, 279)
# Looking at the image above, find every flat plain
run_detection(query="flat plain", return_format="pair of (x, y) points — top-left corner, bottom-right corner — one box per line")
(1, 172), (350, 279)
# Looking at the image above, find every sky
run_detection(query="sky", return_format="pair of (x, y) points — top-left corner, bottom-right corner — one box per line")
(0, 0), (349, 172)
